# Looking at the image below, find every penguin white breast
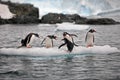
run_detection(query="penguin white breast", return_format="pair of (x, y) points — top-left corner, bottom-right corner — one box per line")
(86, 32), (94, 45)
(65, 35), (72, 42)
(45, 37), (52, 47)
(28, 35), (35, 45)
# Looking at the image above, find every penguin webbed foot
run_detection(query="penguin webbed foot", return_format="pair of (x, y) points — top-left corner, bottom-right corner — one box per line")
(67, 50), (71, 53)
(26, 45), (32, 48)
(86, 45), (93, 48)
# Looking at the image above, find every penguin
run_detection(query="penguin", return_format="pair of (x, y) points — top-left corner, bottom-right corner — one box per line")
(85, 29), (96, 48)
(41, 35), (57, 48)
(20, 33), (39, 48)
(58, 32), (78, 52)
(63, 32), (78, 46)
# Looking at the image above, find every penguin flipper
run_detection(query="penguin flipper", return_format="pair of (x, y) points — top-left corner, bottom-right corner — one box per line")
(71, 37), (78, 46)
(58, 43), (66, 49)
(70, 34), (78, 37)
(51, 39), (53, 47)
(74, 43), (79, 46)
(85, 33), (88, 42)
(41, 38), (46, 45)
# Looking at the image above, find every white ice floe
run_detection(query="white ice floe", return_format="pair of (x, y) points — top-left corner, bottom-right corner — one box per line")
(55, 22), (90, 31)
(0, 3), (15, 19)
(0, 45), (119, 57)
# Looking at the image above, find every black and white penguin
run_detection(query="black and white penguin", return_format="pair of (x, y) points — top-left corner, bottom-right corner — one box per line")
(20, 33), (39, 48)
(85, 29), (96, 48)
(58, 32), (78, 52)
(41, 35), (57, 48)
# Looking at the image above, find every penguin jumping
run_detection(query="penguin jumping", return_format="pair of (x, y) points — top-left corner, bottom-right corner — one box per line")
(85, 29), (96, 48)
(58, 32), (78, 52)
(41, 35), (57, 48)
(19, 33), (39, 48)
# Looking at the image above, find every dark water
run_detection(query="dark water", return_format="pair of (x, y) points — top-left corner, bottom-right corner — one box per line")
(0, 24), (120, 80)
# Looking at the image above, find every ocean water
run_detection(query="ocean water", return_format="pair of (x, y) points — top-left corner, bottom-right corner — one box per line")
(0, 23), (120, 80)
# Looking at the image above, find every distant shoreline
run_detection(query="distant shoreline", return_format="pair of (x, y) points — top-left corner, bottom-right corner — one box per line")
(0, 1), (119, 25)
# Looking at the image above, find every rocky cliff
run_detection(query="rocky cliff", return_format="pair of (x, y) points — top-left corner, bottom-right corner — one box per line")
(41, 13), (119, 25)
(0, 1), (40, 24)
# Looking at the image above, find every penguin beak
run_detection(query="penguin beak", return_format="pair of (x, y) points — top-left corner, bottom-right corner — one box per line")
(55, 36), (57, 40)
(38, 36), (43, 38)
(94, 30), (96, 32)
(36, 35), (40, 38)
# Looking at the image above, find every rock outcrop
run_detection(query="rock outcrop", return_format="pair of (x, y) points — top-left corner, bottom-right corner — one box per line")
(0, 1), (40, 24)
(41, 13), (119, 25)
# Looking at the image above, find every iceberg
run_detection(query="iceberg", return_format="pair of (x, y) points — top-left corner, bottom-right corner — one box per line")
(56, 22), (90, 31)
(0, 45), (119, 57)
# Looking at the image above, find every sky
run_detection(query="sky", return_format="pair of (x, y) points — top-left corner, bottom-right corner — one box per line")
(2, 0), (120, 17)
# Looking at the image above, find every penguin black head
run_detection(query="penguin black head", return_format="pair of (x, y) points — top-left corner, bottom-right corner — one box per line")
(63, 32), (77, 37)
(52, 35), (57, 39)
(48, 35), (57, 39)
(89, 29), (96, 33)
(63, 32), (69, 36)
(21, 39), (25, 46)
(21, 39), (24, 44)
(34, 33), (39, 38)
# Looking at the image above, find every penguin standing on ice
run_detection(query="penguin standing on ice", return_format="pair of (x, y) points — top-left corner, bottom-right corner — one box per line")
(58, 32), (78, 52)
(19, 33), (39, 48)
(41, 35), (57, 48)
(85, 29), (96, 48)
